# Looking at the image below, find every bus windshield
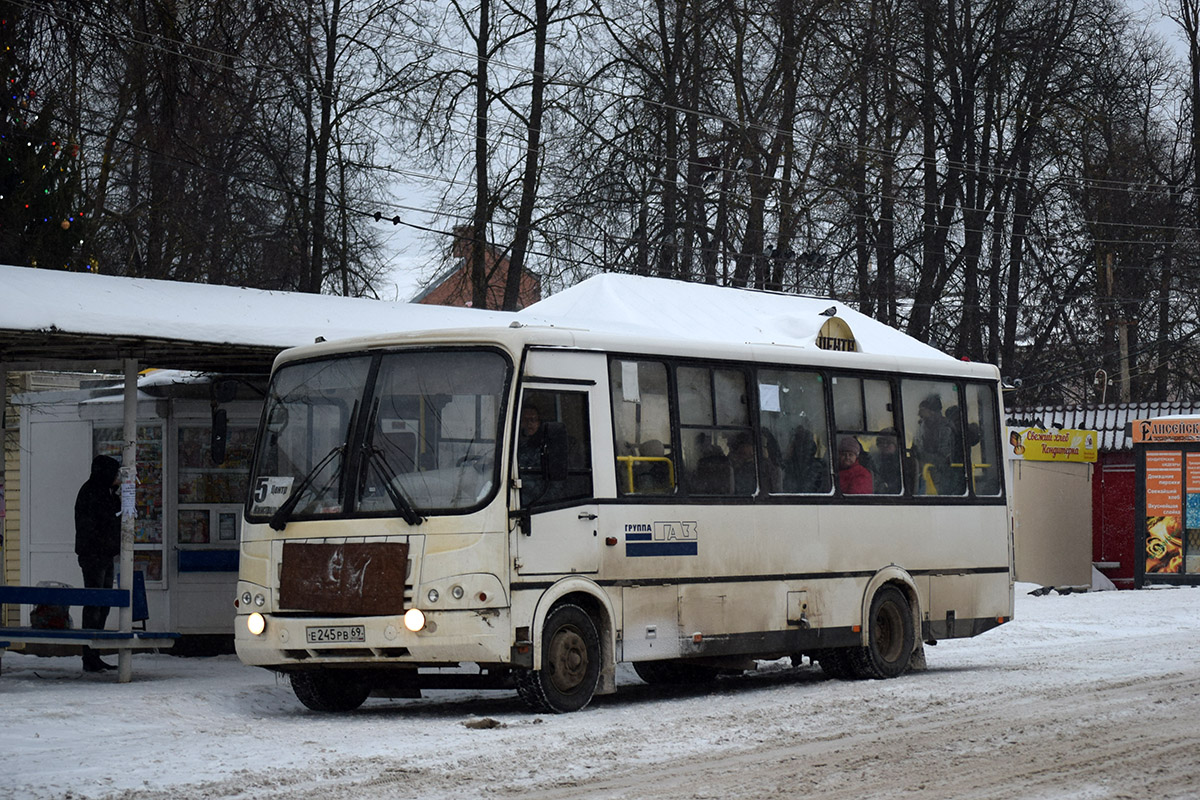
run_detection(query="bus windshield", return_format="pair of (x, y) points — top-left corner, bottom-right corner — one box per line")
(246, 348), (510, 523)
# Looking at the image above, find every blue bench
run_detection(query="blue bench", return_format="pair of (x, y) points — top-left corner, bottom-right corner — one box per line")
(0, 575), (179, 666)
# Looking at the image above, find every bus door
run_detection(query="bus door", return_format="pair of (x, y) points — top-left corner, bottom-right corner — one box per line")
(514, 385), (599, 575)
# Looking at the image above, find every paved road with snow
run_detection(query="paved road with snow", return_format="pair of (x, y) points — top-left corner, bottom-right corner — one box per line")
(6, 584), (1200, 799)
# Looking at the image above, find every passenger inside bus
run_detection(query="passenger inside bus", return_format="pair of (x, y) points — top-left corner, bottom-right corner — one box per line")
(782, 425), (830, 493)
(517, 391), (592, 506)
(914, 394), (953, 494)
(728, 432), (758, 495)
(943, 405), (980, 494)
(836, 435), (873, 494)
(870, 428), (903, 494)
(758, 430), (783, 494)
(517, 403), (549, 504)
(691, 436), (734, 494)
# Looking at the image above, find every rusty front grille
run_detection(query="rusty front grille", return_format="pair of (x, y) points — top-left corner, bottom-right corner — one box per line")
(278, 542), (410, 615)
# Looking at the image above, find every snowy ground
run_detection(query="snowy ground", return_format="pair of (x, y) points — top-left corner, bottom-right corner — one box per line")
(5, 583), (1200, 800)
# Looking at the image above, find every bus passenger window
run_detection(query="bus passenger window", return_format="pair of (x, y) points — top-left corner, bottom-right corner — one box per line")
(966, 384), (1002, 496)
(901, 380), (967, 496)
(831, 375), (899, 496)
(678, 366), (753, 496)
(609, 360), (675, 496)
(758, 368), (832, 495)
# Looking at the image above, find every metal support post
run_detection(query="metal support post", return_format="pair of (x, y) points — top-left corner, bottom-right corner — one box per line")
(118, 359), (138, 683)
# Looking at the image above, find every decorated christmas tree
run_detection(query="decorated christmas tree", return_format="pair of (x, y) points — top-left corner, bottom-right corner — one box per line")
(0, 12), (87, 270)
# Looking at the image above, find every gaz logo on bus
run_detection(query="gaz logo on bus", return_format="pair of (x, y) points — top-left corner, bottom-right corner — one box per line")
(624, 521), (699, 557)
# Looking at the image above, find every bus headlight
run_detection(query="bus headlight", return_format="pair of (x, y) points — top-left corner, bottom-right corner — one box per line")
(427, 588), (440, 604)
(403, 608), (426, 632)
(247, 612), (266, 636)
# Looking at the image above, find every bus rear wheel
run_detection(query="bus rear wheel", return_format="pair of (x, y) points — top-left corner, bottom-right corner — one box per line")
(515, 603), (601, 713)
(850, 585), (915, 680)
(290, 669), (371, 712)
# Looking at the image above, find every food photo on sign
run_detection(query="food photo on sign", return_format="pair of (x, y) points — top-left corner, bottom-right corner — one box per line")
(1144, 515), (1183, 574)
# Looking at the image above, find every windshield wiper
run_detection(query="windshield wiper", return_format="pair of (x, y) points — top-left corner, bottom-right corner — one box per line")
(358, 396), (424, 525)
(269, 400), (359, 531)
(269, 444), (344, 531)
(365, 446), (425, 526)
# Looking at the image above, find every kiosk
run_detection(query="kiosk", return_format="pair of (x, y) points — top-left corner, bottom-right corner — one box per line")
(1132, 417), (1200, 587)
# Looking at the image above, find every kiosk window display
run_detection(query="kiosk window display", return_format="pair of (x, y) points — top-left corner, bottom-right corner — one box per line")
(177, 423), (254, 572)
(1134, 417), (1200, 586)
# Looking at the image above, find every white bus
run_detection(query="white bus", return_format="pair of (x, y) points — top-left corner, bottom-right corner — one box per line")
(235, 298), (1013, 713)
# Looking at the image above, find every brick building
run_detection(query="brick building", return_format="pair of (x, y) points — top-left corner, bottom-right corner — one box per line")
(413, 226), (541, 310)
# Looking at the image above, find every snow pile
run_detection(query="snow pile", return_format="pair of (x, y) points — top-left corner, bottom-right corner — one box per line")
(5, 584), (1200, 799)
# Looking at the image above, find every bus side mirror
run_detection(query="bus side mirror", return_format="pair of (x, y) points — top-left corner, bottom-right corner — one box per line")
(542, 421), (569, 478)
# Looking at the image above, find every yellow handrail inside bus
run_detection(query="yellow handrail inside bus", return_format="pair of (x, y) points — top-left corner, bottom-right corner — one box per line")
(922, 462), (992, 495)
(921, 463), (937, 494)
(616, 456), (676, 494)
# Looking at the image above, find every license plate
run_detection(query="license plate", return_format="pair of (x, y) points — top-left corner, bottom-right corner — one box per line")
(305, 625), (366, 644)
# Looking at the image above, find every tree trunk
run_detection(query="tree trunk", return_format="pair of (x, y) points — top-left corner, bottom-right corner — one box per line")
(502, 0), (548, 311)
(471, 0), (492, 309)
(306, 0), (342, 294)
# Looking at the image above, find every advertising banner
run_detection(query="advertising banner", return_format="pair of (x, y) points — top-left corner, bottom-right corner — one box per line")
(1144, 450), (1184, 575)
(1007, 428), (1098, 462)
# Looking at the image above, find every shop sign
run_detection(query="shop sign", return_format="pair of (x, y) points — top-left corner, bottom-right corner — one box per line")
(1132, 417), (1200, 443)
(1007, 427), (1097, 462)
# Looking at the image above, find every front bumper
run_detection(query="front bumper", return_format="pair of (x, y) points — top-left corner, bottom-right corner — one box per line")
(234, 607), (512, 667)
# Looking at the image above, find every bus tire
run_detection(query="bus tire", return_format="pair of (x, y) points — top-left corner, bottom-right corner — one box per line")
(850, 585), (915, 680)
(515, 603), (601, 713)
(633, 659), (720, 685)
(817, 648), (856, 680)
(290, 669), (371, 712)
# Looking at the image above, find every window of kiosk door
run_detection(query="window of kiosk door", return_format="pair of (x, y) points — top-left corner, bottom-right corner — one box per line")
(94, 424), (164, 582)
(178, 422), (255, 549)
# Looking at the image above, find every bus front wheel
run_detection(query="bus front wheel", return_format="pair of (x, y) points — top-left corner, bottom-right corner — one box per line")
(516, 603), (601, 713)
(290, 669), (371, 712)
(850, 585), (915, 680)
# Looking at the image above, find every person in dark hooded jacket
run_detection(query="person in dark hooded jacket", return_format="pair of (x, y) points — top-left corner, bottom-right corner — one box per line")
(75, 454), (121, 672)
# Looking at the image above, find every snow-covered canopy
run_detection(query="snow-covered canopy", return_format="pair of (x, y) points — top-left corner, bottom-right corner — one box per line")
(1, 267), (950, 374)
(0, 264), (518, 371)
(522, 274), (952, 361)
